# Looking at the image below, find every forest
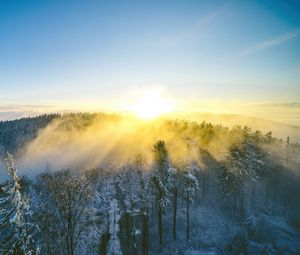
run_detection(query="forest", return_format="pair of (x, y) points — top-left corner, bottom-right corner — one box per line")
(0, 113), (300, 255)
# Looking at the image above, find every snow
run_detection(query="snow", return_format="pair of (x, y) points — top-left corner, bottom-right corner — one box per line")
(185, 251), (216, 255)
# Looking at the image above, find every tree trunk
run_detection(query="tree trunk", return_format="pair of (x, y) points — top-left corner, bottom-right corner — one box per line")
(67, 212), (71, 255)
(142, 207), (149, 255)
(146, 207), (149, 255)
(100, 231), (110, 255)
(186, 193), (190, 241)
(66, 235), (70, 255)
(173, 188), (178, 241)
(70, 241), (74, 255)
(142, 212), (146, 255)
(132, 214), (137, 255)
(158, 192), (163, 249)
(125, 212), (130, 252)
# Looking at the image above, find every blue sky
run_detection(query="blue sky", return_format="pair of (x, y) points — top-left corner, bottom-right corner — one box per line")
(0, 0), (300, 123)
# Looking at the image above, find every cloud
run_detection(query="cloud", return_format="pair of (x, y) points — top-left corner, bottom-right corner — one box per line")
(194, 7), (225, 28)
(241, 30), (300, 56)
(0, 105), (77, 121)
(150, 5), (228, 48)
(256, 102), (300, 108)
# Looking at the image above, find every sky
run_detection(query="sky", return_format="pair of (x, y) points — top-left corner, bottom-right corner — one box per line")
(0, 0), (300, 124)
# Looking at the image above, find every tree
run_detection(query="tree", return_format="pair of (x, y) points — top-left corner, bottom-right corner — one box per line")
(93, 168), (122, 255)
(139, 170), (152, 255)
(218, 135), (265, 214)
(0, 153), (35, 255)
(82, 169), (110, 255)
(180, 164), (199, 240)
(117, 165), (141, 255)
(151, 140), (174, 249)
(34, 170), (93, 255)
(171, 166), (180, 241)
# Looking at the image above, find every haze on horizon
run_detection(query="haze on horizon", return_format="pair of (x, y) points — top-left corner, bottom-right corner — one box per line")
(0, 0), (300, 125)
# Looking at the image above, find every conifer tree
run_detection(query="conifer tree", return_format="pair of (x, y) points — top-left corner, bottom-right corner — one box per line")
(151, 140), (175, 249)
(0, 153), (35, 255)
(180, 164), (199, 240)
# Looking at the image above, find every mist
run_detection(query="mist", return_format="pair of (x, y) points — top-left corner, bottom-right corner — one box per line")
(0, 111), (295, 178)
(15, 113), (240, 175)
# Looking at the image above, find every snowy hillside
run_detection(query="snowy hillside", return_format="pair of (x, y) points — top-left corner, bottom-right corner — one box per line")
(0, 113), (300, 255)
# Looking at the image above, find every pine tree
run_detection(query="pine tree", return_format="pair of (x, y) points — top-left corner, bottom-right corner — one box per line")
(0, 153), (35, 255)
(95, 169), (122, 255)
(180, 164), (199, 240)
(172, 167), (179, 241)
(139, 170), (152, 255)
(117, 165), (141, 255)
(218, 134), (265, 214)
(151, 140), (174, 249)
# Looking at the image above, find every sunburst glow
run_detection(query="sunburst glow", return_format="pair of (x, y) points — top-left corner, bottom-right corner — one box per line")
(131, 91), (173, 119)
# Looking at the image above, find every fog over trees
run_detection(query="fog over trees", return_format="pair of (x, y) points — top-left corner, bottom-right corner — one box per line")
(0, 113), (300, 255)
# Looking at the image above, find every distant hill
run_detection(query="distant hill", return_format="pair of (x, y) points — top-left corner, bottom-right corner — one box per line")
(0, 114), (59, 153)
(168, 112), (300, 143)
(1, 112), (299, 157)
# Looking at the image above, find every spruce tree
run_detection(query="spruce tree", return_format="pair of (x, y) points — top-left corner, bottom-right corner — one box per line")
(0, 153), (35, 255)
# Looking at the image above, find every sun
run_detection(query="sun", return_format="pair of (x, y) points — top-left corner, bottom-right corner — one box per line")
(131, 91), (173, 119)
